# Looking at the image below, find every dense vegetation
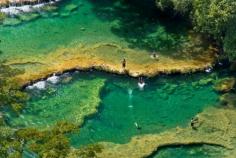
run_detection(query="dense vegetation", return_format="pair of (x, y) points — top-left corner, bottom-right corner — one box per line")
(0, 64), (28, 113)
(155, 0), (236, 61)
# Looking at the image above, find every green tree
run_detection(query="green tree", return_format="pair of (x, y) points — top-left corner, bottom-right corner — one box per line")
(155, 0), (236, 61)
(192, 0), (236, 40)
(223, 17), (236, 61)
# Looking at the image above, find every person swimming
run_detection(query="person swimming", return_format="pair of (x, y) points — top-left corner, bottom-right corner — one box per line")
(138, 77), (145, 89)
(205, 66), (213, 73)
(134, 122), (142, 130)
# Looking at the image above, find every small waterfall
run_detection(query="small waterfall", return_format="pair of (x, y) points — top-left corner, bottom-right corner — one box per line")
(0, 0), (60, 15)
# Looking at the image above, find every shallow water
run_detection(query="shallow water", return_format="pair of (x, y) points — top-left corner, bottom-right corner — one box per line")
(0, 0), (189, 61)
(0, 0), (225, 157)
(6, 71), (219, 147)
(69, 72), (219, 146)
(7, 72), (106, 128)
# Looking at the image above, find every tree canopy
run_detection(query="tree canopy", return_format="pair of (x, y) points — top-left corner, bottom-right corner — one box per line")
(155, 0), (236, 61)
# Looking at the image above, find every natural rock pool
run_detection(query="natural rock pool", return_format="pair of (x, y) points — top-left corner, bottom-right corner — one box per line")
(5, 70), (223, 158)
(1, 0), (234, 157)
(0, 0), (216, 83)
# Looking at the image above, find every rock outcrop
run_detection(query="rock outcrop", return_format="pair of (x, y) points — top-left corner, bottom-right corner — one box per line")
(90, 107), (236, 158)
(5, 42), (217, 86)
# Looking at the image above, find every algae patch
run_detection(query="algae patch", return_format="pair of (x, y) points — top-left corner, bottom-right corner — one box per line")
(8, 76), (106, 128)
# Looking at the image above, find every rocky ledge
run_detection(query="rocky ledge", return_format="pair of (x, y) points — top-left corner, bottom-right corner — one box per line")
(6, 40), (218, 86)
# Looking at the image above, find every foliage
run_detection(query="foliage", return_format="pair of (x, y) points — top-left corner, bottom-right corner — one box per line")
(16, 121), (77, 158)
(192, 0), (236, 40)
(156, 0), (192, 15)
(155, 0), (236, 61)
(0, 63), (28, 113)
(223, 17), (236, 60)
(0, 126), (23, 158)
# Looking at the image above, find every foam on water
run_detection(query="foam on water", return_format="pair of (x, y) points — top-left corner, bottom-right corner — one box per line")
(46, 74), (59, 84)
(27, 80), (46, 90)
(0, 0), (60, 15)
(138, 82), (145, 90)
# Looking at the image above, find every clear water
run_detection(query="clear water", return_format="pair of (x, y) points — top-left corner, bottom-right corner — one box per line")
(69, 72), (218, 146)
(1, 0), (223, 157)
(0, 0), (189, 61)
(6, 71), (219, 146)
(7, 72), (106, 128)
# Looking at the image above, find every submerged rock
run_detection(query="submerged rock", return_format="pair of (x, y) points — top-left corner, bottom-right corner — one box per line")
(198, 78), (214, 86)
(220, 93), (236, 108)
(64, 4), (78, 12)
(18, 13), (40, 21)
(0, 12), (6, 22)
(2, 17), (22, 26)
(214, 78), (235, 93)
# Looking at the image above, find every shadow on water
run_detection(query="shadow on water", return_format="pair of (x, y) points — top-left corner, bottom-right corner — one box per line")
(88, 0), (190, 53)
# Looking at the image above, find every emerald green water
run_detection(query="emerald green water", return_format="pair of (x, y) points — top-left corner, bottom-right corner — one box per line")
(7, 71), (219, 147)
(0, 0), (189, 60)
(1, 0), (224, 157)
(69, 72), (218, 146)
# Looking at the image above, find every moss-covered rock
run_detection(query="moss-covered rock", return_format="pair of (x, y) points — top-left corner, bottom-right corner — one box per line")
(214, 78), (235, 93)
(220, 93), (236, 108)
(198, 78), (214, 86)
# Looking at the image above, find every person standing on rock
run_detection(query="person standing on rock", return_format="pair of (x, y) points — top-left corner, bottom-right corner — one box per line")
(122, 58), (126, 69)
